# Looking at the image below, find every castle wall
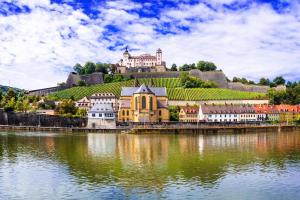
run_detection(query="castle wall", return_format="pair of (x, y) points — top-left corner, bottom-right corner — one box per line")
(228, 82), (270, 93)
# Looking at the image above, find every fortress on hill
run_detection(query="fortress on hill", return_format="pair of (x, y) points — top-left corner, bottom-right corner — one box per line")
(27, 48), (285, 96)
(116, 48), (167, 73)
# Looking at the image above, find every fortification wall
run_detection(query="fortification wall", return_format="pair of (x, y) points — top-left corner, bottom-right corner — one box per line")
(0, 111), (87, 127)
(66, 72), (104, 88)
(121, 71), (181, 79)
(28, 86), (63, 96)
(189, 69), (228, 88)
(228, 82), (269, 93)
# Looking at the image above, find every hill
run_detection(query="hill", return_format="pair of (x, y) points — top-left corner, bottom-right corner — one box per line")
(0, 85), (23, 93)
(48, 78), (267, 101)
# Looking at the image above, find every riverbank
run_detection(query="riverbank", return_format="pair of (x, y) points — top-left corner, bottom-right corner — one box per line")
(0, 124), (299, 134)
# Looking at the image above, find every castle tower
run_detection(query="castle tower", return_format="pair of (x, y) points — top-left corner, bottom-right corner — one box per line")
(156, 48), (162, 66)
(123, 47), (130, 63)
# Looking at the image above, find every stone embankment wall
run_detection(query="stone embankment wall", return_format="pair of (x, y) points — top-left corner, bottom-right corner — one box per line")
(0, 110), (87, 127)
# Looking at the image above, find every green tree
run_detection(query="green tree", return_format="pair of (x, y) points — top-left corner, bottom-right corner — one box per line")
(6, 88), (16, 101)
(171, 64), (178, 71)
(169, 106), (180, 121)
(57, 99), (77, 115)
(76, 108), (87, 117)
(273, 76), (286, 86)
(95, 63), (109, 74)
(15, 99), (24, 112)
(196, 61), (217, 71)
(4, 97), (15, 112)
(83, 62), (96, 74)
(73, 63), (83, 74)
(259, 78), (270, 86)
(0, 89), (2, 102)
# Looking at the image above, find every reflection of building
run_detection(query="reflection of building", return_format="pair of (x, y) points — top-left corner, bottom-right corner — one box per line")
(118, 84), (169, 122)
(179, 106), (199, 122)
(116, 134), (171, 165)
(117, 48), (166, 73)
(87, 104), (116, 129)
(87, 134), (116, 156)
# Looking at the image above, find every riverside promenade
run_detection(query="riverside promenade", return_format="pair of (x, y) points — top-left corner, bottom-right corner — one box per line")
(0, 124), (299, 134)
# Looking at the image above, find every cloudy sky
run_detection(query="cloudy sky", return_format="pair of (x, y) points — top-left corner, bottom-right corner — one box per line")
(0, 0), (300, 90)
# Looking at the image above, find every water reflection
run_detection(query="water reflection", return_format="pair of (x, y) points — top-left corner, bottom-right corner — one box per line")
(1, 131), (300, 199)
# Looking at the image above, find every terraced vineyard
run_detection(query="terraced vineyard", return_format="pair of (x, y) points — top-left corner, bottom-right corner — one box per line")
(167, 88), (266, 100)
(49, 78), (266, 101)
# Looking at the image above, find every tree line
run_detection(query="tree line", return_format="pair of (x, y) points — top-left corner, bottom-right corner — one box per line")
(170, 60), (217, 72)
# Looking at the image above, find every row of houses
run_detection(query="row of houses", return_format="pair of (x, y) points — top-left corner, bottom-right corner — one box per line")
(179, 104), (300, 123)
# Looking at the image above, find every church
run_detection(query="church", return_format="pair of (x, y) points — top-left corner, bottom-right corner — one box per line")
(116, 48), (167, 73)
(118, 83), (170, 123)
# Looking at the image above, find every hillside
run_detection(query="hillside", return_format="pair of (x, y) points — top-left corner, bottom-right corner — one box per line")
(48, 78), (267, 101)
(0, 85), (23, 93)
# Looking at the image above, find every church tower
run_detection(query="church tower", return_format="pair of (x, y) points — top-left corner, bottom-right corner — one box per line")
(156, 48), (162, 66)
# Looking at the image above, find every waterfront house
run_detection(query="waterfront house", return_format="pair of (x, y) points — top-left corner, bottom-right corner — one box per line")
(87, 104), (116, 129)
(198, 104), (257, 122)
(118, 84), (169, 122)
(254, 105), (280, 122)
(90, 93), (118, 111)
(75, 96), (90, 111)
(275, 105), (300, 123)
(179, 106), (199, 122)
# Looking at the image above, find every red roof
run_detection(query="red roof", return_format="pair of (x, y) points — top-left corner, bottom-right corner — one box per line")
(182, 106), (199, 114)
(254, 104), (300, 113)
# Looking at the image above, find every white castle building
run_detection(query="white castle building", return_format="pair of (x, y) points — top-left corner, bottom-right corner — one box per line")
(117, 48), (166, 73)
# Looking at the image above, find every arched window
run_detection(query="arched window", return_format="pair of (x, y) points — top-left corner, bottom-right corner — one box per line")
(150, 96), (153, 111)
(135, 96), (138, 110)
(122, 110), (125, 116)
(142, 96), (146, 109)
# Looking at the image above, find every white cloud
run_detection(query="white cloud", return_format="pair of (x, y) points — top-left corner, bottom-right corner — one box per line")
(0, 0), (300, 90)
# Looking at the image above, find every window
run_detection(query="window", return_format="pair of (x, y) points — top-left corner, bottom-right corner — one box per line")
(92, 113), (95, 117)
(159, 110), (162, 116)
(122, 110), (125, 116)
(135, 96), (138, 110)
(142, 96), (146, 109)
(99, 113), (102, 117)
(127, 110), (129, 116)
(150, 96), (153, 111)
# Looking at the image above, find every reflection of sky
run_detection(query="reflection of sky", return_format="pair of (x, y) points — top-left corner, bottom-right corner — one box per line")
(87, 133), (116, 156)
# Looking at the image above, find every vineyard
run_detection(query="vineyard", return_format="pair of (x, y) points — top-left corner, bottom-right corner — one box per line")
(49, 78), (267, 101)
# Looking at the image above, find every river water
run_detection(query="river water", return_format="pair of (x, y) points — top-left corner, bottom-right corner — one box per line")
(0, 131), (300, 200)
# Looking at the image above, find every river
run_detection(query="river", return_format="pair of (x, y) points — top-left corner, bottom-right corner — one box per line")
(0, 131), (300, 200)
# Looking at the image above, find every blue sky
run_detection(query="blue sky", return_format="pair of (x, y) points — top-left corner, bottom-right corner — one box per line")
(0, 0), (300, 89)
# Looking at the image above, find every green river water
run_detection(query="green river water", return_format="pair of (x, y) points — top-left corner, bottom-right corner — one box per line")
(0, 131), (300, 200)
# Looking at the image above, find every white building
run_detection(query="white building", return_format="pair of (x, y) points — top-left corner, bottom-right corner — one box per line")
(118, 48), (166, 69)
(87, 104), (116, 129)
(90, 93), (118, 111)
(198, 104), (257, 122)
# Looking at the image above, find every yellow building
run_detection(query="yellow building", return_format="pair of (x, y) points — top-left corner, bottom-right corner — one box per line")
(179, 106), (199, 122)
(118, 84), (169, 122)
